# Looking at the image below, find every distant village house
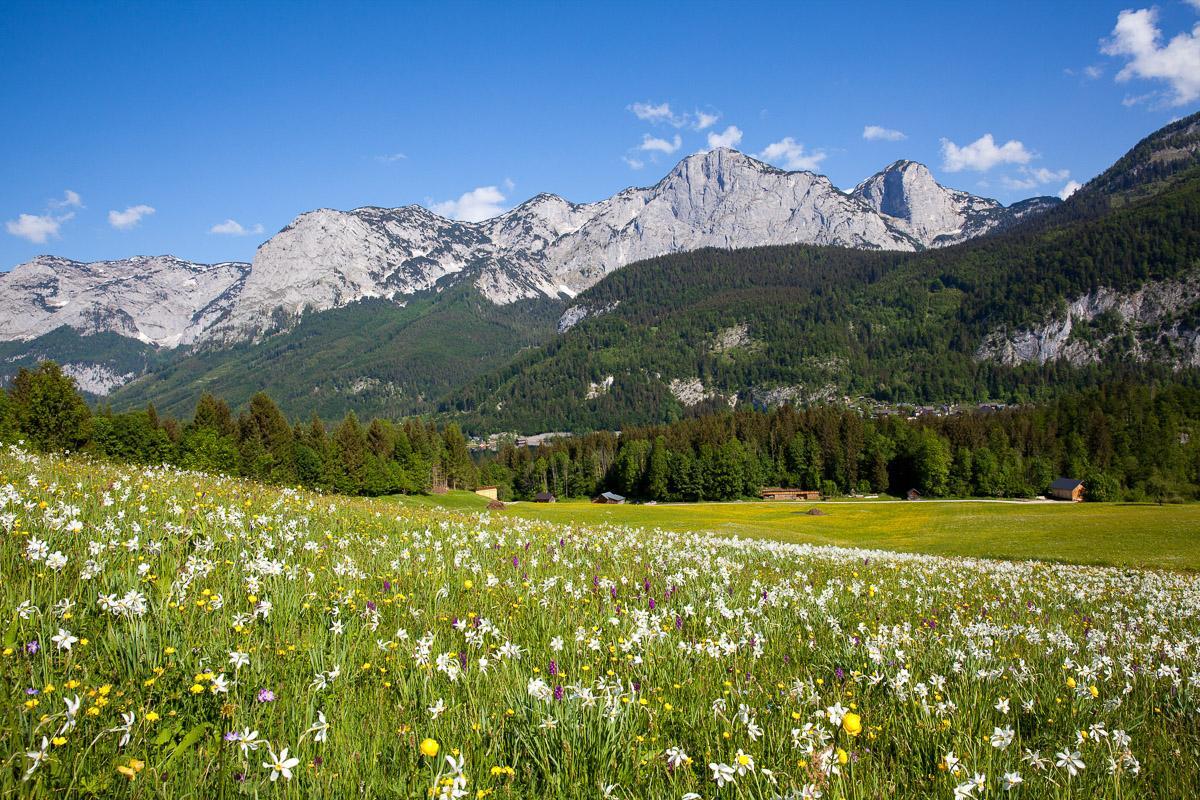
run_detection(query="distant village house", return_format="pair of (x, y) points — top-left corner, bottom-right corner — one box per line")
(534, 492), (557, 503)
(906, 489), (922, 501)
(593, 491), (626, 504)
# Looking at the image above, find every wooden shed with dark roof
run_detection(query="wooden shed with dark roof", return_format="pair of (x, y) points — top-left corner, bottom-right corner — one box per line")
(1049, 478), (1084, 502)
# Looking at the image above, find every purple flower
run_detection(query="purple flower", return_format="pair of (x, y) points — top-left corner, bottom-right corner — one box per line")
(257, 688), (276, 703)
(25, 640), (39, 655)
(553, 685), (564, 701)
(25, 687), (39, 696)
(548, 660), (558, 677)
(648, 598), (656, 611)
(675, 615), (683, 630)
(224, 731), (241, 742)
(383, 580), (392, 592)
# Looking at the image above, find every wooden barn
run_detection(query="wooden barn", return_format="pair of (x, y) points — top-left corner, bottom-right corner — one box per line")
(906, 488), (922, 501)
(1049, 477), (1084, 502)
(534, 492), (557, 503)
(592, 491), (626, 504)
(759, 488), (822, 501)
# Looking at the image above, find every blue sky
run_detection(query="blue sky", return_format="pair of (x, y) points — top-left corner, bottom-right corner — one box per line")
(3, 0), (1199, 268)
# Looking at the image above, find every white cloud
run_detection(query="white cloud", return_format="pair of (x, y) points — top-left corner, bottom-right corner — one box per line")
(430, 185), (507, 222)
(49, 189), (83, 209)
(706, 125), (743, 150)
(210, 219), (265, 236)
(639, 133), (682, 154)
(108, 204), (155, 230)
(622, 155), (645, 170)
(1027, 166), (1070, 183)
(862, 125), (907, 142)
(628, 101), (719, 130)
(6, 212), (71, 244)
(1058, 180), (1083, 200)
(1084, 65), (1104, 79)
(757, 137), (827, 171)
(628, 101), (682, 126)
(1003, 165), (1072, 190)
(376, 152), (407, 163)
(6, 188), (83, 243)
(940, 134), (1033, 172)
(1101, 7), (1200, 105)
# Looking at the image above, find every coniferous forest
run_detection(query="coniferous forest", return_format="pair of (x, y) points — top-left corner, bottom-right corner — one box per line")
(4, 361), (1197, 505)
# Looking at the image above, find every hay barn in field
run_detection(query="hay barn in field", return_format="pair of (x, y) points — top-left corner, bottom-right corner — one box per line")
(760, 488), (822, 501)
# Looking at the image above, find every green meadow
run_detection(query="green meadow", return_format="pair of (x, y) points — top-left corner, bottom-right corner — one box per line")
(400, 492), (1200, 571)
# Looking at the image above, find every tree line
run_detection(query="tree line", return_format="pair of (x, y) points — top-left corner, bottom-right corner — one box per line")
(483, 380), (1200, 504)
(2, 361), (1197, 504)
(0, 362), (478, 496)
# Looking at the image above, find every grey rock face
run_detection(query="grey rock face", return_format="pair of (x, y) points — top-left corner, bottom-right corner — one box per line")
(976, 271), (1200, 368)
(0, 255), (250, 347)
(851, 160), (1058, 247)
(0, 150), (1054, 347)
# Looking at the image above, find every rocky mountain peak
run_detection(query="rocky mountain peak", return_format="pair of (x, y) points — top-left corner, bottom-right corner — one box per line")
(0, 147), (1061, 351)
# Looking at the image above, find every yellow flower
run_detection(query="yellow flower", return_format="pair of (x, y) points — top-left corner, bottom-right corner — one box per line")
(837, 748), (849, 766)
(189, 683), (205, 695)
(420, 738), (440, 758)
(146, 711), (160, 722)
(1066, 677), (1076, 689)
(463, 579), (474, 590)
(842, 712), (863, 737)
(52, 736), (67, 746)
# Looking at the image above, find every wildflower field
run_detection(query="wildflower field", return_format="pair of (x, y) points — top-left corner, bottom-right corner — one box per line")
(2, 447), (1199, 798)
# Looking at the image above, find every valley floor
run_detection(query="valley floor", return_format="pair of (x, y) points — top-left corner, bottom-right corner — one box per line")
(395, 492), (1200, 571)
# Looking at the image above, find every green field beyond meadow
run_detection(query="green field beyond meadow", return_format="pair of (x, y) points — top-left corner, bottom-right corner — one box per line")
(398, 492), (1200, 571)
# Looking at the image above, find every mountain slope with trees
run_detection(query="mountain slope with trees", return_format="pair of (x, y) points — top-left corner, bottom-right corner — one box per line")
(444, 112), (1200, 433)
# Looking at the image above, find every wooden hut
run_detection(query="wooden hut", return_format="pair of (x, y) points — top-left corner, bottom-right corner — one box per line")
(1049, 478), (1084, 502)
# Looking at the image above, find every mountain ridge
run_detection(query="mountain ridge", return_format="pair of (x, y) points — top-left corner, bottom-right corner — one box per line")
(0, 149), (1056, 353)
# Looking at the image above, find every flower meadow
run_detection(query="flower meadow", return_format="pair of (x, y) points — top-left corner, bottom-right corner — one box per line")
(2, 446), (1199, 798)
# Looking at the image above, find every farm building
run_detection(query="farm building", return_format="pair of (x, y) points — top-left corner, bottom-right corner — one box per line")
(760, 488), (822, 501)
(593, 491), (626, 504)
(474, 485), (499, 501)
(906, 489), (922, 501)
(1049, 478), (1084, 502)
(534, 492), (557, 503)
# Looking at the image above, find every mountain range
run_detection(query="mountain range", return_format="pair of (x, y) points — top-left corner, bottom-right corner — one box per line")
(2, 112), (1198, 432)
(0, 151), (1053, 351)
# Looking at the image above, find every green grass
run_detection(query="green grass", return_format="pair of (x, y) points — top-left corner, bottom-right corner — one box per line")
(6, 449), (1200, 798)
(403, 492), (1200, 571)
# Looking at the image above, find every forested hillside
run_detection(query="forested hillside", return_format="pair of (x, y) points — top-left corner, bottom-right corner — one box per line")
(446, 115), (1200, 433)
(5, 361), (1198, 505)
(109, 285), (559, 420)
